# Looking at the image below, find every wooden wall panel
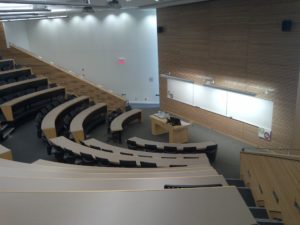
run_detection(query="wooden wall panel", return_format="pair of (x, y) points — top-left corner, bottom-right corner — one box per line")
(158, 0), (300, 149)
(0, 43), (125, 112)
(240, 152), (300, 225)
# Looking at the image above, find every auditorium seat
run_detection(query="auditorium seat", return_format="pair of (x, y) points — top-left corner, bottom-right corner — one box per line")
(80, 152), (95, 165)
(120, 160), (138, 168)
(163, 146), (177, 153)
(145, 144), (158, 152)
(140, 161), (157, 168)
(127, 139), (138, 150)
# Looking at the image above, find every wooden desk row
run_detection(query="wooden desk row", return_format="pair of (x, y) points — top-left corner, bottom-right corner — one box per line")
(128, 136), (217, 151)
(51, 136), (210, 167)
(0, 86), (65, 121)
(70, 103), (107, 143)
(110, 109), (142, 142)
(0, 59), (14, 71)
(0, 77), (48, 97)
(0, 67), (32, 83)
(84, 138), (209, 160)
(41, 96), (90, 139)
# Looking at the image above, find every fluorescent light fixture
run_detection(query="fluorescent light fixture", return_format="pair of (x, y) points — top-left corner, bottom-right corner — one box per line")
(0, 1), (99, 7)
(0, 3), (32, 10)
(0, 15), (68, 22)
(0, 9), (51, 13)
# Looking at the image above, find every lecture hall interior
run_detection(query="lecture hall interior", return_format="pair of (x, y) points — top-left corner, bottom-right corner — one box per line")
(0, 0), (299, 225)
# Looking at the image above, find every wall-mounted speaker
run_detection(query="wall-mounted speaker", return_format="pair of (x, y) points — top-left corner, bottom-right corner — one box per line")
(157, 26), (165, 34)
(282, 20), (292, 32)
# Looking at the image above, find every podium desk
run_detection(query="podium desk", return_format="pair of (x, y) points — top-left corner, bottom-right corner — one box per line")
(150, 114), (191, 143)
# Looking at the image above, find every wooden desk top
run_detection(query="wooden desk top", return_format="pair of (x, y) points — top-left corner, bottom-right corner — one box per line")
(1, 86), (65, 108)
(41, 96), (89, 132)
(1, 158), (214, 175)
(0, 77), (47, 92)
(129, 137), (216, 151)
(84, 138), (210, 160)
(0, 187), (256, 225)
(0, 67), (31, 76)
(110, 109), (142, 132)
(52, 137), (209, 167)
(70, 103), (107, 133)
(0, 175), (227, 192)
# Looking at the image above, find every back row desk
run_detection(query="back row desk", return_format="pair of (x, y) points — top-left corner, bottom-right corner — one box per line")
(0, 86), (65, 121)
(70, 103), (107, 143)
(0, 159), (218, 177)
(0, 187), (256, 225)
(41, 96), (89, 139)
(0, 163), (218, 179)
(0, 175), (227, 192)
(33, 159), (211, 172)
(84, 138), (208, 160)
(51, 136), (210, 167)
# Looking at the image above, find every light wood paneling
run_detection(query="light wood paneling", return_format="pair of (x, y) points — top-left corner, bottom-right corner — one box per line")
(240, 152), (300, 225)
(157, 0), (300, 149)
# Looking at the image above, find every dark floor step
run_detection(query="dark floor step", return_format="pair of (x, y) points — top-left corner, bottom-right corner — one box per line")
(2, 127), (15, 139)
(0, 124), (8, 132)
(256, 218), (284, 225)
(226, 178), (246, 187)
(238, 187), (256, 207)
(249, 207), (269, 219)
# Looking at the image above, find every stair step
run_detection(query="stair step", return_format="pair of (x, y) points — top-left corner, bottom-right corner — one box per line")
(2, 127), (15, 139)
(0, 124), (8, 132)
(256, 218), (284, 225)
(238, 187), (256, 207)
(249, 207), (269, 219)
(226, 178), (245, 187)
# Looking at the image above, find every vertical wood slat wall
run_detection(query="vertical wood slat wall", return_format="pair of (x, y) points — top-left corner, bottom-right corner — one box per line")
(240, 152), (300, 225)
(157, 0), (300, 149)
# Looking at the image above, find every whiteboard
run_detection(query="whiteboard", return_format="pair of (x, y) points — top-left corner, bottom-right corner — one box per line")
(193, 85), (227, 116)
(167, 79), (194, 105)
(227, 92), (273, 129)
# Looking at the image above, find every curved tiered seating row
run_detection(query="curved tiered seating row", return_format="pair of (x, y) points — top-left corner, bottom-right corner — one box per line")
(110, 108), (142, 143)
(0, 59), (14, 71)
(70, 103), (107, 143)
(0, 67), (33, 85)
(0, 86), (65, 122)
(85, 138), (209, 161)
(41, 96), (90, 140)
(127, 136), (218, 162)
(0, 77), (48, 104)
(50, 136), (209, 168)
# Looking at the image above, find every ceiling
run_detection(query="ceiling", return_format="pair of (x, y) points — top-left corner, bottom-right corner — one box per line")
(0, 0), (209, 21)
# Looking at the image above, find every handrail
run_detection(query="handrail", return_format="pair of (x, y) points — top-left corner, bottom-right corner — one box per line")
(241, 147), (300, 161)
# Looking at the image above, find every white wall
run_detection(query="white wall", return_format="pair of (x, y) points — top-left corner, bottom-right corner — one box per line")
(3, 21), (30, 49)
(4, 9), (160, 104)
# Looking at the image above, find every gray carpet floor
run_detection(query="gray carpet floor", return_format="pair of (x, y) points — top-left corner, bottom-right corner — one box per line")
(1, 104), (252, 178)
